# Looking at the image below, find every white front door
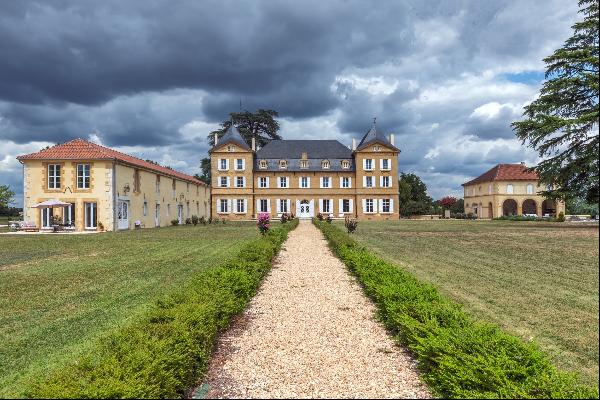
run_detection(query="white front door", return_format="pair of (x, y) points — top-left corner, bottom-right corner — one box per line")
(117, 200), (129, 229)
(298, 201), (311, 219)
(177, 204), (184, 224)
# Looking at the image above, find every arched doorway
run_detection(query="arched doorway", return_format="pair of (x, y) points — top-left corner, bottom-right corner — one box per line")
(503, 199), (518, 216)
(542, 199), (557, 217)
(522, 199), (537, 215)
(488, 202), (493, 219)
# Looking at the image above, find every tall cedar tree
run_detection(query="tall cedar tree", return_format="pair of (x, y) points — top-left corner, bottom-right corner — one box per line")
(512, 0), (599, 203)
(398, 173), (433, 216)
(198, 109), (281, 184)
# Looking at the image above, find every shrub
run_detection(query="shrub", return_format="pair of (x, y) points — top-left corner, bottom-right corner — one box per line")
(185, 218), (192, 225)
(313, 220), (598, 399)
(208, 217), (213, 224)
(170, 219), (179, 226)
(557, 211), (566, 222)
(316, 212), (324, 221)
(257, 212), (270, 235)
(191, 215), (199, 226)
(280, 213), (293, 223)
(325, 214), (333, 223)
(199, 216), (206, 225)
(344, 216), (358, 234)
(26, 220), (299, 399)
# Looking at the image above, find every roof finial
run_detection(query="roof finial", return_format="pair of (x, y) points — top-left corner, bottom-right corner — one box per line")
(373, 117), (377, 127)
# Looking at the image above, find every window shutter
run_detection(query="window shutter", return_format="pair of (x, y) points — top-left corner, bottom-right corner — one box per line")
(379, 176), (383, 187)
(226, 177), (231, 187)
(276, 198), (281, 213)
(379, 199), (383, 213)
(348, 177), (351, 188)
(241, 159), (245, 170)
(388, 177), (392, 188)
(373, 199), (378, 213)
(339, 199), (343, 214)
(363, 159), (367, 170)
(349, 199), (354, 213)
(319, 177), (323, 188)
(361, 199), (366, 213)
(319, 199), (323, 212)
(299, 177), (303, 187)
(339, 177), (343, 188)
(380, 159), (384, 170)
(306, 177), (310, 188)
(390, 198), (394, 213)
(330, 199), (334, 214)
(363, 176), (366, 187)
(217, 199), (221, 213)
(265, 177), (270, 188)
(277, 178), (281, 188)
(387, 158), (391, 169)
(266, 199), (271, 213)
(256, 199), (261, 213)
(227, 199), (232, 213)
(225, 159), (229, 170)
(287, 199), (291, 213)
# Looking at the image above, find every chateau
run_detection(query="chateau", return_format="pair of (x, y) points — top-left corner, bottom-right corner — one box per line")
(463, 163), (565, 218)
(17, 139), (209, 231)
(210, 123), (400, 220)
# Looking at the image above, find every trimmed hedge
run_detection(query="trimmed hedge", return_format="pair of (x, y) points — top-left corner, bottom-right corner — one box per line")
(26, 220), (298, 399)
(314, 220), (598, 399)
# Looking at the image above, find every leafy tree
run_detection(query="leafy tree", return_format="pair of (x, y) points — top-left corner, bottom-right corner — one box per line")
(207, 109), (281, 147)
(566, 196), (599, 216)
(200, 109), (281, 185)
(398, 173), (433, 216)
(0, 185), (15, 208)
(512, 0), (599, 204)
(450, 198), (465, 214)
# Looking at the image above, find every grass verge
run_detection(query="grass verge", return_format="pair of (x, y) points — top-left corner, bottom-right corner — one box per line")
(24, 219), (298, 398)
(314, 220), (598, 399)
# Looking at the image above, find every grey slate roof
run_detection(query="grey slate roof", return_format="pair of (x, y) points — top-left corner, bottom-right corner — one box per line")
(214, 123), (251, 151)
(357, 124), (400, 152)
(254, 140), (355, 171)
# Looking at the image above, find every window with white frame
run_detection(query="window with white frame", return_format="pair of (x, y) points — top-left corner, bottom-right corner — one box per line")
(143, 201), (148, 216)
(322, 199), (331, 213)
(300, 176), (309, 188)
(364, 176), (374, 188)
(341, 160), (350, 169)
(227, 145), (235, 152)
(279, 159), (288, 169)
(381, 199), (391, 213)
(381, 158), (390, 170)
(321, 160), (330, 169)
(488, 184), (493, 194)
(279, 199), (289, 213)
(77, 164), (90, 189)
(236, 176), (245, 188)
(342, 199), (351, 213)
(219, 199), (229, 213)
(48, 164), (61, 189)
(41, 208), (53, 228)
(341, 177), (351, 188)
(259, 177), (268, 188)
(364, 159), (374, 170)
(219, 176), (228, 187)
(236, 199), (246, 213)
(259, 159), (268, 169)
(235, 159), (244, 170)
(279, 176), (288, 188)
(300, 160), (309, 169)
(507, 184), (514, 194)
(365, 198), (374, 213)
(381, 176), (390, 187)
(219, 159), (228, 170)
(259, 199), (268, 213)
(84, 202), (97, 229)
(527, 184), (534, 194)
(321, 176), (330, 188)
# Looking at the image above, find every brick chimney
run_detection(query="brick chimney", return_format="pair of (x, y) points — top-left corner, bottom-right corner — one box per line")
(214, 133), (218, 146)
(390, 134), (394, 146)
(252, 137), (256, 151)
(352, 138), (356, 151)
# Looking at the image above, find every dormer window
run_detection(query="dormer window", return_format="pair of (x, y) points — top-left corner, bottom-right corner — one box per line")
(300, 160), (309, 169)
(259, 159), (268, 169)
(279, 159), (288, 169)
(321, 160), (330, 169)
(341, 160), (350, 169)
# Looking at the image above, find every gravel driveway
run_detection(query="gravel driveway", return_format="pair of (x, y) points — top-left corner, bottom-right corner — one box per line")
(197, 220), (429, 398)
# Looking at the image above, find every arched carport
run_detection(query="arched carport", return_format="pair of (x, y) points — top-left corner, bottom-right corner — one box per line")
(503, 199), (518, 216)
(542, 199), (557, 217)
(522, 199), (537, 215)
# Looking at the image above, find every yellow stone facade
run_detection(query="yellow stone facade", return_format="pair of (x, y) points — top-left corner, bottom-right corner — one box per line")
(210, 135), (400, 220)
(20, 157), (209, 231)
(463, 180), (565, 219)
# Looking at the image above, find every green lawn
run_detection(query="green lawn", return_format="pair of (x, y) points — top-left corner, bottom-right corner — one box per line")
(342, 219), (599, 385)
(0, 223), (258, 396)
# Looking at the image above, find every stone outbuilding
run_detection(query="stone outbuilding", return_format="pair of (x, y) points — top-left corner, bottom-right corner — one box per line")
(462, 163), (565, 219)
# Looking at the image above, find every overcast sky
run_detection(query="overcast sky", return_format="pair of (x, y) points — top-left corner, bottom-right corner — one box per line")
(0, 0), (580, 205)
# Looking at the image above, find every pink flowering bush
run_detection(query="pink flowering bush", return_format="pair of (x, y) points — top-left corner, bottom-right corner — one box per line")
(257, 212), (270, 235)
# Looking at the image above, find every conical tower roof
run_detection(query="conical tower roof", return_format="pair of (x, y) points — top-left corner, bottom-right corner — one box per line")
(214, 121), (251, 151)
(356, 119), (399, 151)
